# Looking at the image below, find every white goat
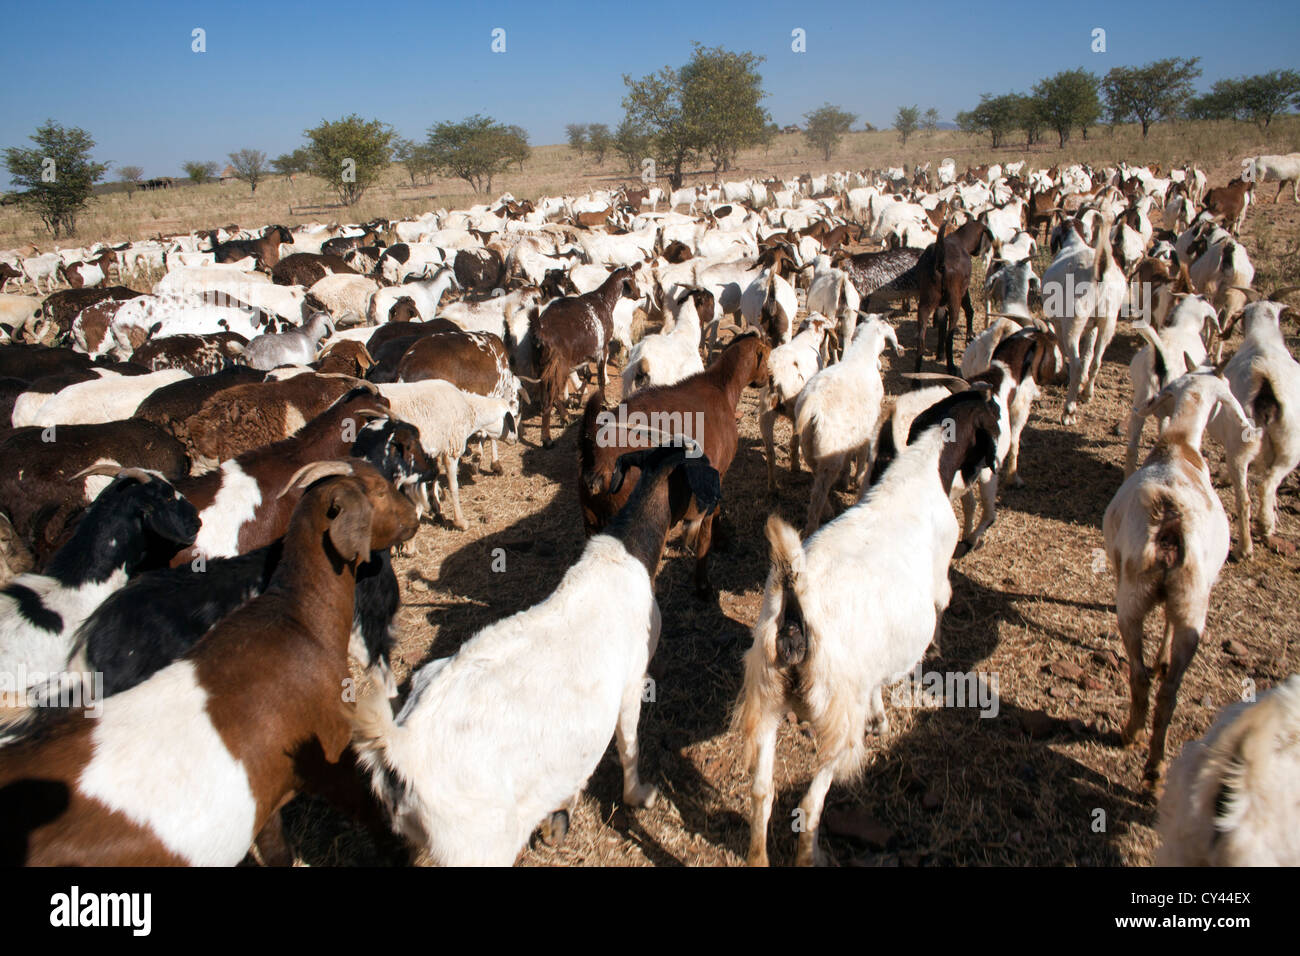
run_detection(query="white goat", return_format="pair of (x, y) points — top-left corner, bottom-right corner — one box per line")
(621, 290), (705, 395)
(375, 381), (517, 530)
(760, 313), (836, 491)
(736, 396), (999, 865)
(1205, 299), (1300, 558)
(1043, 212), (1127, 424)
(1103, 369), (1259, 785)
(1156, 673), (1300, 866)
(794, 316), (902, 535)
(1124, 296), (1218, 476)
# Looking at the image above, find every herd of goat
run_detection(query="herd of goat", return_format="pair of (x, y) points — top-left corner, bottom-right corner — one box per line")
(0, 150), (1297, 867)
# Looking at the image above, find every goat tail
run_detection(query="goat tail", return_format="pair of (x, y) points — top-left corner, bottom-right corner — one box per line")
(764, 515), (809, 668)
(349, 669), (403, 774)
(578, 389), (609, 496)
(1148, 493), (1186, 571)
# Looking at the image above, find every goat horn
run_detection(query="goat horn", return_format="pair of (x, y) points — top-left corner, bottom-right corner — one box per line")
(1227, 286), (1262, 302)
(69, 463), (123, 481)
(1267, 285), (1300, 300)
(277, 460), (356, 499)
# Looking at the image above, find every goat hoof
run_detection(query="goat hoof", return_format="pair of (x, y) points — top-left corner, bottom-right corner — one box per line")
(953, 540), (973, 560)
(491, 462), (504, 476)
(625, 783), (658, 808)
(1008, 475), (1025, 489)
(539, 809), (570, 847)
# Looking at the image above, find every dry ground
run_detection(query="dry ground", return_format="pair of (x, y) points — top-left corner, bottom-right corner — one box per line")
(9, 126), (1298, 867)
(283, 155), (1298, 868)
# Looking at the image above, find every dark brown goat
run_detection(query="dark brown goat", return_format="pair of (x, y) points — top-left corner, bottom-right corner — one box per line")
(916, 219), (991, 372)
(132, 332), (248, 375)
(134, 365), (265, 455)
(271, 252), (357, 286)
(452, 247), (506, 294)
(210, 225), (294, 271)
(0, 420), (189, 566)
(534, 266), (638, 446)
(577, 332), (770, 594)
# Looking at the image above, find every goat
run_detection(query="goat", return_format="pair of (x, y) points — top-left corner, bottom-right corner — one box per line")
(170, 387), (392, 563)
(578, 333), (769, 594)
(1103, 368), (1259, 786)
(1123, 296), (1218, 476)
(0, 469), (199, 713)
(1205, 297), (1300, 558)
(794, 316), (902, 535)
(209, 224), (294, 271)
(620, 289), (709, 395)
(760, 313), (837, 491)
(736, 392), (1000, 865)
(352, 444), (721, 865)
(374, 381), (517, 529)
(0, 462), (417, 865)
(1202, 178), (1253, 236)
(236, 312), (334, 371)
(1155, 673), (1300, 866)
(1043, 211), (1127, 424)
(534, 266), (638, 446)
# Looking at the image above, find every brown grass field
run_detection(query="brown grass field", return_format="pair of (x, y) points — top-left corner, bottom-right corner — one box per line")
(8, 120), (1300, 866)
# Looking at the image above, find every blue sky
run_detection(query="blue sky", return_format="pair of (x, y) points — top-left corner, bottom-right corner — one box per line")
(1, 0), (1296, 179)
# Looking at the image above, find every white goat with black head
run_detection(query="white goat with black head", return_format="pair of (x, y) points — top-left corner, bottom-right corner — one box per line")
(737, 390), (1000, 865)
(352, 444), (722, 866)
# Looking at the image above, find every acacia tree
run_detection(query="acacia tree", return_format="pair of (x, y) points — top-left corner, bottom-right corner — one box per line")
(426, 114), (529, 193)
(182, 161), (219, 184)
(622, 66), (696, 189)
(3, 121), (109, 237)
(680, 44), (768, 172)
(956, 93), (1020, 148)
(304, 114), (394, 205)
(1193, 70), (1300, 129)
(227, 148), (267, 193)
(922, 107), (940, 136)
(803, 103), (856, 161)
(566, 123), (589, 156)
(271, 148), (310, 181)
(118, 164), (144, 199)
(894, 105), (920, 145)
(612, 117), (652, 175)
(1034, 69), (1101, 147)
(587, 123), (612, 164)
(1102, 57), (1202, 138)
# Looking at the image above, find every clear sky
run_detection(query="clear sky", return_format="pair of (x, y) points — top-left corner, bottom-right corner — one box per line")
(1, 0), (1297, 180)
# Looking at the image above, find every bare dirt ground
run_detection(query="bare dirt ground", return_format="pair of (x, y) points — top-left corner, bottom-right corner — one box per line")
(278, 158), (1300, 868)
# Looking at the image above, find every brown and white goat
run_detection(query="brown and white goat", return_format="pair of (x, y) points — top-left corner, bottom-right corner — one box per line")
(0, 460), (417, 865)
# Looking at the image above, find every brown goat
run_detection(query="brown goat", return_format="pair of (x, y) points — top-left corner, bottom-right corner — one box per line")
(184, 373), (364, 464)
(916, 219), (990, 372)
(1202, 177), (1254, 235)
(132, 332), (248, 375)
(271, 252), (357, 287)
(0, 462), (417, 866)
(534, 265), (638, 446)
(577, 332), (770, 594)
(211, 225), (294, 271)
(170, 388), (392, 565)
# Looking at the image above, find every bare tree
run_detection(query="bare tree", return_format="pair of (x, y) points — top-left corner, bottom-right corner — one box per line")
(228, 148), (268, 194)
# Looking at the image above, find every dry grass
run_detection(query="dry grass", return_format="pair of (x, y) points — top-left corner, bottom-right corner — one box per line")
(10, 128), (1297, 867)
(5, 116), (1300, 252)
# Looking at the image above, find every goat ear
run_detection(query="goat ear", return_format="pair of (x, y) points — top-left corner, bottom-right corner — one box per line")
(326, 483), (373, 564)
(683, 454), (722, 516)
